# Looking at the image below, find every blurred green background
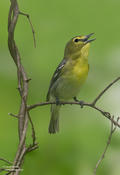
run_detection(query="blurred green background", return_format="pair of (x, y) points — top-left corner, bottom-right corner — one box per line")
(0, 0), (120, 175)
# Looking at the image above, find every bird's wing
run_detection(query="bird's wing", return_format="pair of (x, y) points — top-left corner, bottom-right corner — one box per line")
(46, 58), (67, 101)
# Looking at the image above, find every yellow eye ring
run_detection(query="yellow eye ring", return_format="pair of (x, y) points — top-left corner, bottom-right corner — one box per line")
(74, 38), (79, 42)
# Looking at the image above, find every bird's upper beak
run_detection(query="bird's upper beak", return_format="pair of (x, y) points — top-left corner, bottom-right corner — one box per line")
(84, 33), (96, 44)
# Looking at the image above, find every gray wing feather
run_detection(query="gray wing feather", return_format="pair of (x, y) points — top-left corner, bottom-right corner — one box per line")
(46, 58), (66, 101)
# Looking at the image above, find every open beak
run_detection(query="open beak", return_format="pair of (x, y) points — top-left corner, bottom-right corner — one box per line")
(85, 33), (96, 44)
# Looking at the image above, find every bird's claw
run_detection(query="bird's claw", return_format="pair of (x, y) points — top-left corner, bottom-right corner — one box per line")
(73, 97), (84, 108)
(78, 100), (84, 108)
(56, 97), (60, 105)
(73, 97), (79, 102)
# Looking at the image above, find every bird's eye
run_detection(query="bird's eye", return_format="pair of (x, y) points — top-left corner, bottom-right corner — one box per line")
(74, 38), (79, 42)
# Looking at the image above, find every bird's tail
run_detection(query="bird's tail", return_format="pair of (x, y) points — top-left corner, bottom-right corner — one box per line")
(49, 104), (61, 134)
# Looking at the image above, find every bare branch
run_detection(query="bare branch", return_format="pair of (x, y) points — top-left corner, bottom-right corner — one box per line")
(6, 0), (38, 174)
(0, 158), (12, 165)
(93, 116), (119, 175)
(27, 112), (36, 146)
(92, 77), (120, 106)
(0, 168), (12, 174)
(8, 113), (18, 118)
(26, 143), (39, 153)
(27, 100), (120, 128)
(19, 11), (36, 48)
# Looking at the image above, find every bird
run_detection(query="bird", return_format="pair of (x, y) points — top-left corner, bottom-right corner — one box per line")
(46, 33), (95, 134)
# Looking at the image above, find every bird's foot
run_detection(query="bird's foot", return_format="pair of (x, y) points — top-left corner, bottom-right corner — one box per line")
(56, 97), (60, 105)
(78, 100), (84, 108)
(73, 97), (84, 108)
(73, 96), (79, 102)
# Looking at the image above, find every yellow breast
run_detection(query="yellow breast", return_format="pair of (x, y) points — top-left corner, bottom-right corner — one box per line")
(72, 58), (89, 85)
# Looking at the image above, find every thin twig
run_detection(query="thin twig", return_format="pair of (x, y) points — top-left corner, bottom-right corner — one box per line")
(0, 158), (12, 165)
(0, 168), (11, 173)
(94, 116), (119, 175)
(27, 112), (36, 145)
(26, 143), (39, 153)
(8, 113), (18, 118)
(27, 99), (120, 128)
(92, 77), (120, 106)
(6, 172), (13, 175)
(19, 11), (36, 48)
(0, 167), (16, 174)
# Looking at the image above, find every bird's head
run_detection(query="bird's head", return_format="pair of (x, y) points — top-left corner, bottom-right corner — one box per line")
(64, 33), (96, 59)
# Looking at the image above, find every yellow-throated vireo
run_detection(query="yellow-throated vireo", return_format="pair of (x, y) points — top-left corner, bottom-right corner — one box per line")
(47, 33), (95, 134)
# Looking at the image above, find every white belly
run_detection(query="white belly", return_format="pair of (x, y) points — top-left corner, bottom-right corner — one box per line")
(51, 76), (84, 100)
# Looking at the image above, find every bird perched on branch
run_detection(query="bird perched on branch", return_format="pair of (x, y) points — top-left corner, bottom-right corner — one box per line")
(46, 33), (95, 134)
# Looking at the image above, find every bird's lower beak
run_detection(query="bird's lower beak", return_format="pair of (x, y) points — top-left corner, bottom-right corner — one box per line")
(85, 33), (96, 44)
